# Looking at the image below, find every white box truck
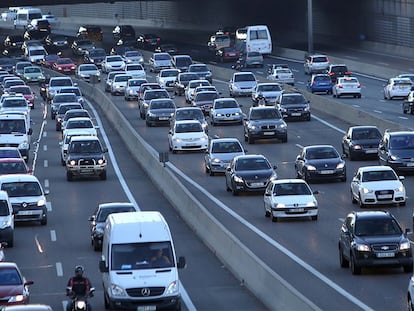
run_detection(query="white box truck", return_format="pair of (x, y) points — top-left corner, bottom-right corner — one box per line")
(99, 211), (186, 311)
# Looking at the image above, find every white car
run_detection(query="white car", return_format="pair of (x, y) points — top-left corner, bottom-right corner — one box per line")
(185, 79), (210, 103)
(63, 117), (97, 138)
(75, 64), (101, 82)
(124, 78), (147, 101)
(267, 66), (295, 85)
(210, 98), (243, 125)
(101, 55), (126, 73)
(149, 52), (172, 72)
(251, 82), (284, 104)
(124, 63), (146, 80)
(168, 120), (208, 153)
(350, 166), (406, 208)
(332, 76), (362, 98)
(408, 275), (414, 310)
(156, 69), (180, 90)
(42, 14), (58, 25)
(264, 179), (318, 222)
(229, 72), (257, 97)
(110, 74), (133, 95)
(123, 50), (144, 65)
(104, 71), (124, 92)
(383, 77), (412, 99)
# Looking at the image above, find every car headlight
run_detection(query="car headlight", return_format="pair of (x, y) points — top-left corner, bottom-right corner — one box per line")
(306, 201), (317, 207)
(212, 158), (221, 163)
(97, 159), (105, 165)
(362, 187), (373, 194)
(400, 241), (411, 250)
(173, 138), (181, 143)
(352, 144), (362, 150)
(95, 227), (104, 235)
(233, 84), (240, 90)
(8, 294), (25, 303)
(110, 284), (126, 297)
(336, 162), (345, 169)
(278, 123), (287, 129)
(147, 112), (155, 117)
(37, 198), (46, 206)
(306, 165), (316, 171)
(355, 243), (370, 252)
(275, 203), (286, 208)
(395, 185), (405, 193)
(279, 108), (287, 113)
(201, 136), (208, 142)
(0, 218), (12, 229)
(233, 175), (244, 183)
(248, 124), (257, 130)
(165, 280), (179, 295)
(18, 141), (29, 149)
(69, 160), (76, 166)
(390, 155), (399, 161)
(269, 173), (278, 181)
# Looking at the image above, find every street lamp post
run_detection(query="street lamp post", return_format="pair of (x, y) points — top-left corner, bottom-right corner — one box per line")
(307, 0), (314, 54)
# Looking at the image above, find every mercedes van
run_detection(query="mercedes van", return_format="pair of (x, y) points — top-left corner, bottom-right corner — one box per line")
(99, 211), (186, 310)
(14, 8), (42, 29)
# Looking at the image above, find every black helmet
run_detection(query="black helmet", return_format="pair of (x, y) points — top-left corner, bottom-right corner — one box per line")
(75, 265), (84, 274)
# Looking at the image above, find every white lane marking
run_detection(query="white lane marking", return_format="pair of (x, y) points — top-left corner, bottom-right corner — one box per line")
(56, 262), (63, 277)
(46, 202), (52, 212)
(373, 110), (382, 114)
(32, 103), (48, 174)
(376, 62), (389, 66)
(43, 131), (47, 137)
(352, 104), (360, 108)
(50, 230), (56, 242)
(43, 145), (47, 151)
(35, 235), (44, 253)
(399, 116), (409, 120)
(311, 115), (346, 134)
(85, 99), (197, 311)
(44, 179), (49, 188)
(44, 160), (48, 168)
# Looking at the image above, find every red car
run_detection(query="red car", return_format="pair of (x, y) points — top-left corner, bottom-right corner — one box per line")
(40, 54), (60, 68)
(0, 158), (32, 175)
(215, 46), (241, 62)
(0, 262), (33, 306)
(52, 57), (77, 74)
(8, 85), (35, 109)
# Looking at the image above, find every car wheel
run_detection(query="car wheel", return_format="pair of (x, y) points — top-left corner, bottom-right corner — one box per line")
(100, 171), (107, 180)
(231, 185), (239, 196)
(61, 157), (65, 166)
(209, 168), (215, 176)
(271, 215), (278, 222)
(93, 241), (101, 252)
(303, 170), (310, 183)
(408, 295), (414, 311)
(400, 201), (407, 207)
(350, 253), (361, 275)
(341, 176), (347, 182)
(358, 194), (365, 208)
(339, 245), (349, 268)
(348, 150), (356, 161)
(351, 190), (357, 204)
(66, 171), (73, 181)
(248, 135), (255, 144)
(205, 165), (210, 174)
(311, 215), (318, 221)
(146, 120), (151, 127)
(358, 94), (362, 98)
(281, 135), (288, 143)
(40, 217), (47, 226)
(404, 264), (413, 273)
(265, 204), (270, 217)
(333, 93), (336, 98)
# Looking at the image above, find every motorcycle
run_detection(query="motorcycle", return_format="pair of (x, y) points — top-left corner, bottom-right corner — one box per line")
(66, 287), (95, 311)
(0, 242), (6, 262)
(231, 58), (244, 71)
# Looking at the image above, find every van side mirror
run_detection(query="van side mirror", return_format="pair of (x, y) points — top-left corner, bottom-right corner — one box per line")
(177, 256), (186, 269)
(28, 128), (33, 135)
(99, 260), (108, 273)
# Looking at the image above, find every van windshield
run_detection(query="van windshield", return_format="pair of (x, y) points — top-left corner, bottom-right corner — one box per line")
(111, 242), (174, 270)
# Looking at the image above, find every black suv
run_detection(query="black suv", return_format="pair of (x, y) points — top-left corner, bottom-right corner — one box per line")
(243, 107), (288, 144)
(378, 130), (414, 172)
(327, 64), (351, 82)
(338, 211), (413, 275)
(275, 92), (311, 121)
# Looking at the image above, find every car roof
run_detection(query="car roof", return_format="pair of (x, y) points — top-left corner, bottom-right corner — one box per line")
(233, 154), (266, 161)
(352, 210), (393, 220)
(357, 165), (394, 172)
(70, 135), (99, 142)
(98, 202), (136, 209)
(211, 138), (241, 144)
(271, 178), (308, 185)
(304, 144), (335, 150)
(0, 262), (18, 269)
(175, 120), (201, 125)
(349, 125), (379, 130)
(1, 304), (53, 311)
(0, 174), (39, 182)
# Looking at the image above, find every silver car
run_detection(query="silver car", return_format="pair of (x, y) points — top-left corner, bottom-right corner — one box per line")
(149, 52), (172, 72)
(229, 72), (257, 97)
(252, 83), (284, 105)
(204, 138), (245, 176)
(210, 98), (243, 125)
(75, 64), (101, 82)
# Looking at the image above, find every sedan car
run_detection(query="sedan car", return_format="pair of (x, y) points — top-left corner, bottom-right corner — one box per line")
(0, 262), (34, 306)
(306, 73), (333, 94)
(350, 165), (406, 208)
(332, 76), (362, 98)
(210, 98), (243, 125)
(243, 107), (287, 144)
(89, 202), (138, 251)
(240, 51), (264, 68)
(266, 65), (295, 85)
(145, 98), (176, 127)
(294, 145), (346, 183)
(264, 179), (318, 222)
(124, 63), (146, 79)
(52, 58), (77, 74)
(75, 64), (101, 82)
(171, 107), (209, 133)
(124, 78), (147, 101)
(168, 120), (208, 153)
(101, 55), (126, 73)
(225, 154), (277, 195)
(191, 91), (220, 115)
(341, 125), (382, 160)
(188, 63), (213, 83)
(149, 52), (172, 73)
(122, 50), (144, 65)
(251, 82), (283, 105)
(156, 69), (180, 90)
(275, 92), (311, 121)
(0, 158), (31, 175)
(110, 73), (132, 96)
(229, 72), (257, 97)
(71, 38), (95, 56)
(204, 138), (245, 176)
(22, 66), (45, 83)
(383, 77), (413, 99)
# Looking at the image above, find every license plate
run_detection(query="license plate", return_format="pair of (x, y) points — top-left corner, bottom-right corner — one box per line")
(81, 169), (93, 173)
(377, 194), (392, 199)
(229, 53), (235, 56)
(320, 170), (334, 174)
(18, 210), (37, 215)
(137, 306), (156, 311)
(159, 117), (169, 120)
(263, 131), (275, 135)
(289, 208), (304, 212)
(407, 163), (414, 167)
(366, 149), (377, 154)
(291, 113), (301, 116)
(250, 182), (263, 187)
(377, 252), (395, 258)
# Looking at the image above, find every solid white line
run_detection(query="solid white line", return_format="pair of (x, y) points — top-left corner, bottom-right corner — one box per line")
(56, 262), (63, 277)
(50, 230), (56, 242)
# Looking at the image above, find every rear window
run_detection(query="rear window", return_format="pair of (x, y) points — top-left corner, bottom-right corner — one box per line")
(313, 56), (328, 63)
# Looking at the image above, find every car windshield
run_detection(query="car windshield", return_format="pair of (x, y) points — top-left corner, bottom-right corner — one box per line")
(24, 67), (41, 73)
(249, 109), (281, 120)
(180, 74), (198, 82)
(58, 105), (80, 114)
(111, 242), (174, 270)
(235, 158), (270, 171)
(175, 58), (192, 66)
(60, 88), (81, 97)
(0, 161), (27, 174)
(273, 183), (311, 196)
(214, 100), (238, 109)
(64, 111), (89, 121)
(69, 140), (101, 153)
(0, 120), (25, 134)
(2, 99), (27, 107)
(175, 122), (202, 133)
(314, 75), (331, 82)
(66, 120), (93, 129)
(176, 110), (203, 120)
(51, 79), (72, 87)
(306, 147), (338, 159)
(258, 84), (281, 92)
(126, 65), (143, 71)
(351, 129), (381, 140)
(128, 80), (145, 86)
(108, 56), (123, 62)
(313, 56), (327, 63)
(234, 74), (255, 82)
(354, 219), (402, 236)
(195, 92), (218, 101)
(145, 91), (168, 100)
(161, 70), (179, 77)
(80, 65), (97, 71)
(56, 59), (73, 65)
(0, 268), (22, 285)
(2, 181), (42, 197)
(281, 95), (306, 105)
(154, 54), (171, 61)
(89, 50), (106, 57)
(212, 142), (242, 153)
(96, 207), (135, 222)
(361, 170), (397, 182)
(125, 51), (141, 57)
(54, 94), (77, 103)
(150, 100), (174, 109)
(190, 65), (208, 72)
(390, 135), (414, 149)
(114, 75), (132, 82)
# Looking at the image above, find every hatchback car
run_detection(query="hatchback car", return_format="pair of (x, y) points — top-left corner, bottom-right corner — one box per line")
(378, 130), (414, 172)
(52, 58), (76, 74)
(327, 64), (351, 82)
(342, 125), (382, 160)
(185, 79), (211, 103)
(174, 72), (199, 96)
(145, 99), (176, 127)
(264, 179), (318, 222)
(139, 89), (170, 119)
(215, 47), (241, 63)
(276, 93), (311, 121)
(191, 91), (219, 115)
(240, 51), (264, 68)
(229, 72), (257, 97)
(110, 73), (132, 96)
(0, 262), (34, 306)
(383, 77), (413, 99)
(123, 50), (144, 65)
(350, 165), (406, 208)
(225, 154), (277, 195)
(0, 158), (31, 175)
(55, 103), (83, 131)
(304, 54), (330, 74)
(338, 211), (413, 275)
(171, 107), (208, 133)
(89, 202), (138, 251)
(294, 145), (346, 183)
(187, 63), (213, 83)
(204, 138), (245, 176)
(267, 65), (295, 85)
(22, 66), (45, 83)
(124, 78), (147, 101)
(124, 63), (146, 80)
(243, 106), (287, 144)
(168, 120), (208, 153)
(210, 98), (243, 126)
(306, 73), (333, 94)
(332, 76), (362, 98)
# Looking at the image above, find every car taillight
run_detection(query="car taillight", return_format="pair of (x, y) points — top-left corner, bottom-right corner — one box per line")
(357, 84), (361, 88)
(338, 84), (343, 88)
(145, 39), (149, 42)
(329, 72), (334, 76)
(345, 71), (351, 75)
(326, 57), (330, 63)
(157, 38), (160, 41)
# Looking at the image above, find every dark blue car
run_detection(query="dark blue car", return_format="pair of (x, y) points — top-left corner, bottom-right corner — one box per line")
(306, 73), (333, 94)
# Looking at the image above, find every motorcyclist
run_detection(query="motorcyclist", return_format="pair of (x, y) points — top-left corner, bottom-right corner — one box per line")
(66, 265), (93, 311)
(256, 92), (267, 106)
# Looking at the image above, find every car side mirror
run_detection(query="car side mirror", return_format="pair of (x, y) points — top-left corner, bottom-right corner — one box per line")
(99, 260), (108, 273)
(27, 128), (33, 135)
(273, 165), (277, 170)
(313, 190), (319, 195)
(406, 228), (411, 234)
(177, 256), (186, 269)
(102, 147), (108, 153)
(44, 189), (50, 195)
(399, 176), (405, 181)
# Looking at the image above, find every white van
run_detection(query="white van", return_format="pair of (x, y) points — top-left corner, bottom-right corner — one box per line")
(0, 114), (32, 161)
(14, 7), (42, 29)
(0, 190), (14, 247)
(25, 45), (47, 64)
(236, 25), (272, 55)
(99, 211), (186, 310)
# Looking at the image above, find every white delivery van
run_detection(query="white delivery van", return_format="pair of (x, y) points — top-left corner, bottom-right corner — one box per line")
(99, 211), (186, 311)
(235, 25), (272, 55)
(0, 114), (32, 161)
(14, 7), (42, 29)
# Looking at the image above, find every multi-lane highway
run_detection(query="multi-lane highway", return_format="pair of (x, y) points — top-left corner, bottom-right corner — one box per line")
(2, 22), (414, 311)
